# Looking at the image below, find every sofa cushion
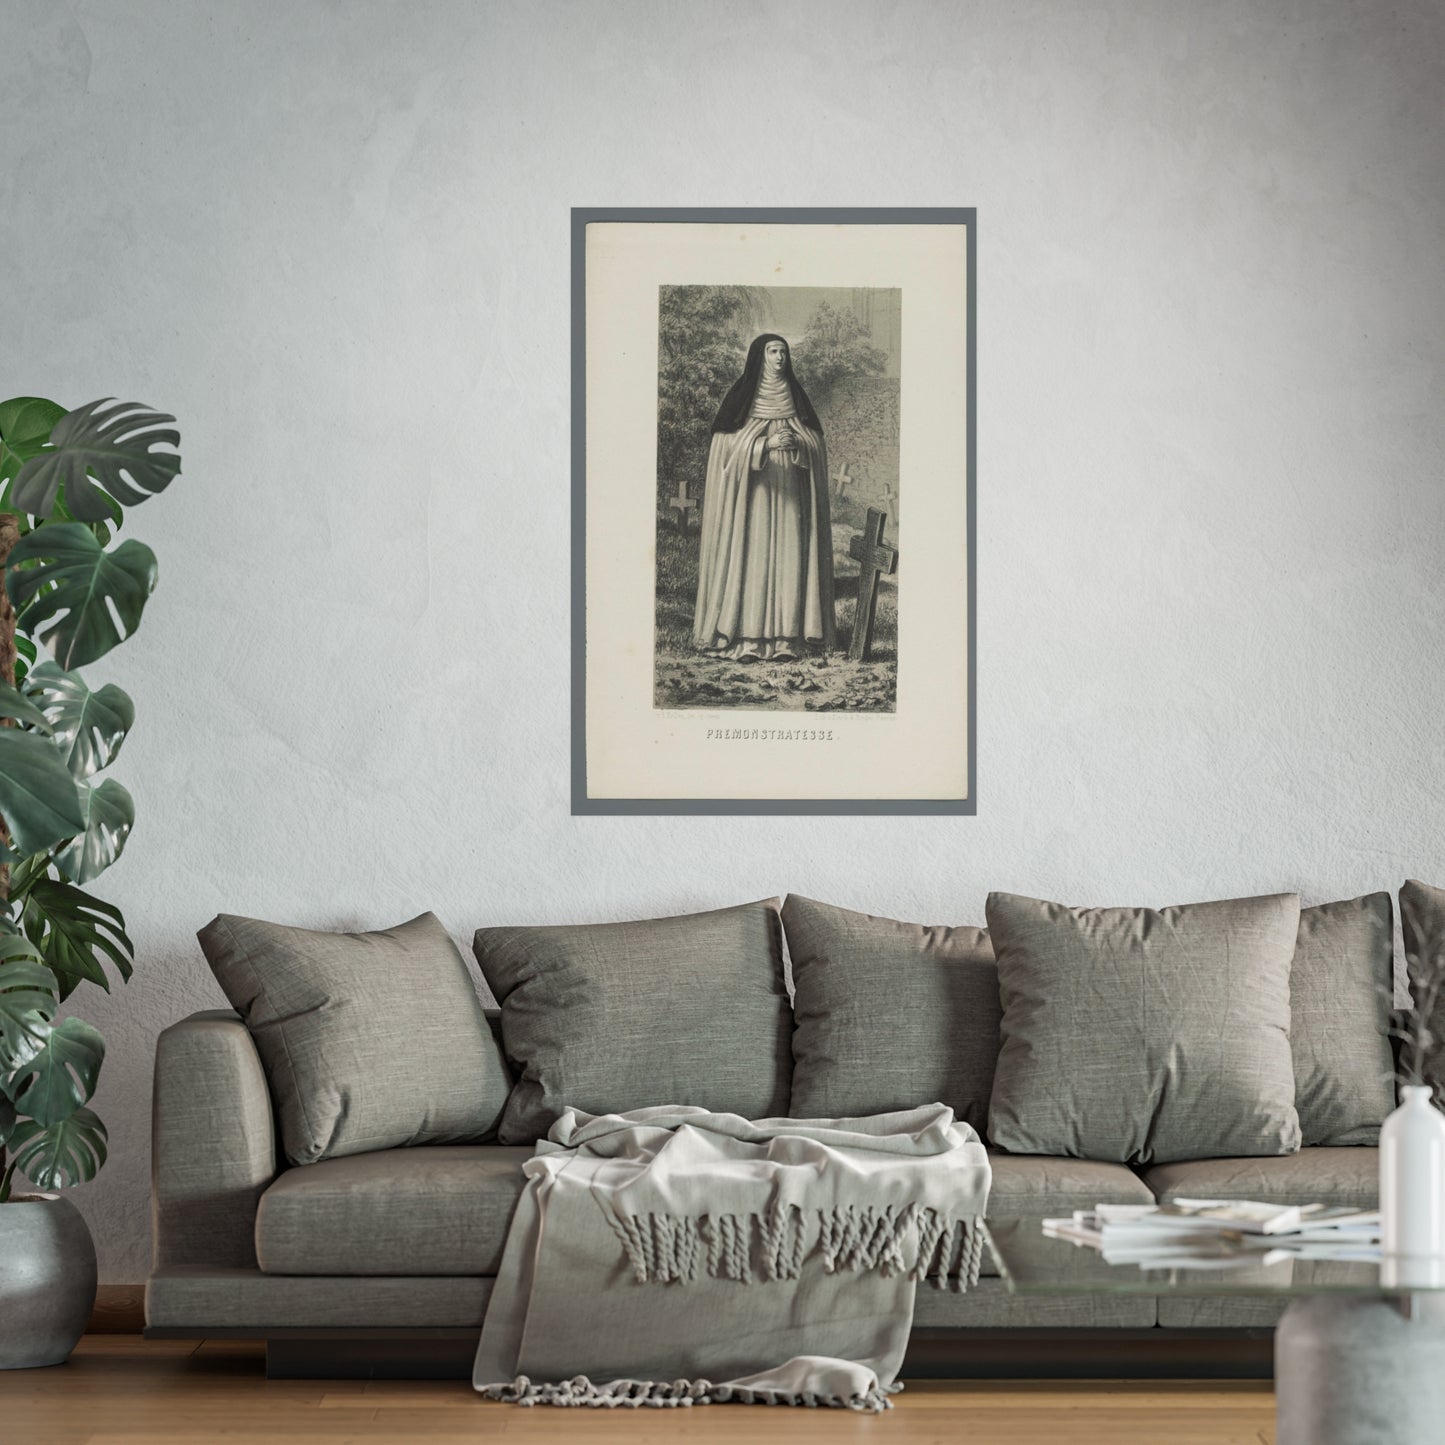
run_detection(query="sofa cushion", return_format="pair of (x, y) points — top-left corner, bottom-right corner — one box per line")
(1141, 1149), (1379, 1209)
(198, 912), (512, 1166)
(251, 1146), (1149, 1283)
(255, 1146), (533, 1276)
(1291, 894), (1397, 1146)
(1146, 1150), (1378, 1327)
(985, 890), (1302, 1166)
(1400, 879), (1445, 1106)
(782, 895), (998, 1135)
(986, 1154), (1155, 1213)
(475, 900), (791, 1144)
(979, 1154), (1153, 1279)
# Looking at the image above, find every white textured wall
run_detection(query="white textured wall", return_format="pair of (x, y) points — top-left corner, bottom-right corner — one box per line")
(5, 0), (1443, 1281)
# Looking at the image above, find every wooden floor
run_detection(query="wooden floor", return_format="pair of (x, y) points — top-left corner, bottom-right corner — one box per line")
(1, 1337), (1278, 1445)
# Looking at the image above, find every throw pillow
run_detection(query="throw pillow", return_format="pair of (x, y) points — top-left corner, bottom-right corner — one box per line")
(782, 895), (999, 1135)
(198, 911), (512, 1165)
(475, 899), (791, 1144)
(1291, 893), (1396, 1146)
(1400, 879), (1445, 1105)
(985, 890), (1302, 1165)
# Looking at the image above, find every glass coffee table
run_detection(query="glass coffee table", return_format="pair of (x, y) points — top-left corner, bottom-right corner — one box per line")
(984, 1216), (1445, 1445)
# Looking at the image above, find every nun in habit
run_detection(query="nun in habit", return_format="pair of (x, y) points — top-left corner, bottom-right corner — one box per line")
(691, 335), (837, 662)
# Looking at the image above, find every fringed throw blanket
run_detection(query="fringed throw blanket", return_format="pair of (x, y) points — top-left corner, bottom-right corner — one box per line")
(473, 1103), (991, 1412)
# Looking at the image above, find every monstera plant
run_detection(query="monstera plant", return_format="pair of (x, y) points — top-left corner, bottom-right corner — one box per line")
(0, 396), (179, 1208)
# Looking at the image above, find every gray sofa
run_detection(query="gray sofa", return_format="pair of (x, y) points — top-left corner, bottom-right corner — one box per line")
(145, 1009), (1380, 1378)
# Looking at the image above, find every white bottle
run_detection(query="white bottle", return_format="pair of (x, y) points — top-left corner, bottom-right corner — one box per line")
(1380, 1085), (1445, 1283)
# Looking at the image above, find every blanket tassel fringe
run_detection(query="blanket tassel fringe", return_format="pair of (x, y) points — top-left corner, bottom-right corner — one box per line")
(483, 1374), (902, 1413)
(606, 1204), (984, 1291)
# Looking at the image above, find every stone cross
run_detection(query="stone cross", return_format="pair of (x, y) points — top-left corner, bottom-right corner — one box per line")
(831, 462), (852, 498)
(847, 507), (899, 663)
(668, 477), (697, 532)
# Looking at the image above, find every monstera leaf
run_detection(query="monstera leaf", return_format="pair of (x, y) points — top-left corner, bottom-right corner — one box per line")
(6, 524), (157, 669)
(7, 1016), (104, 1126)
(53, 779), (134, 885)
(0, 1092), (15, 1145)
(25, 663), (134, 779)
(14, 633), (36, 688)
(6, 850), (53, 900)
(0, 396), (66, 500)
(22, 879), (134, 998)
(6, 1107), (107, 1188)
(0, 939), (57, 1071)
(0, 679), (54, 734)
(10, 399), (178, 522)
(0, 728), (88, 855)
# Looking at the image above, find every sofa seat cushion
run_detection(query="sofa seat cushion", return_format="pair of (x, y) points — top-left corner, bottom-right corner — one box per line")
(987, 1154), (1155, 1212)
(253, 1146), (1153, 1280)
(979, 1154), (1153, 1276)
(255, 1146), (532, 1276)
(1141, 1149), (1379, 1209)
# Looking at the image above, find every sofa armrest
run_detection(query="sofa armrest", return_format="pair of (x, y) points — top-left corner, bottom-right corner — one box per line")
(152, 1009), (278, 1270)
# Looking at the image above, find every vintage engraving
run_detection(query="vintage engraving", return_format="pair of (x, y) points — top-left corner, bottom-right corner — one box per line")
(575, 210), (973, 813)
(654, 286), (902, 713)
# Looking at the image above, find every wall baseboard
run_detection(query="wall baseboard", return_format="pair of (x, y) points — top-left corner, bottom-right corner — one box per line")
(89, 1284), (145, 1334)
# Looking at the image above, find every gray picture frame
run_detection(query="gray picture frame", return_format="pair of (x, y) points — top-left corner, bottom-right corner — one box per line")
(571, 207), (976, 816)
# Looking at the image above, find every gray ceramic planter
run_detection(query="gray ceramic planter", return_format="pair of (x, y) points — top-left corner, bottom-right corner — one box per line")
(0, 1194), (98, 1369)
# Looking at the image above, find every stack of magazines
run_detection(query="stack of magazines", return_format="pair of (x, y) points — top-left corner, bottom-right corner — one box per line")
(1042, 1198), (1382, 1268)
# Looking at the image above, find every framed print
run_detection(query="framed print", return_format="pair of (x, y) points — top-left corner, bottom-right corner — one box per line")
(572, 207), (975, 815)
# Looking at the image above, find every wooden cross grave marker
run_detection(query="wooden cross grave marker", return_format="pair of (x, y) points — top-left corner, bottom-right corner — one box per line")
(847, 507), (898, 663)
(831, 462), (852, 499)
(667, 477), (698, 532)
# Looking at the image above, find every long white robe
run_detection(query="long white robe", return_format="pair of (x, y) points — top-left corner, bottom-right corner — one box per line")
(692, 416), (837, 659)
